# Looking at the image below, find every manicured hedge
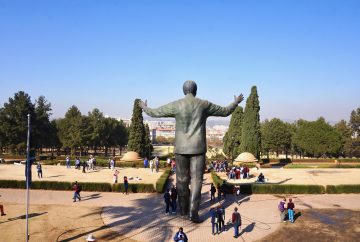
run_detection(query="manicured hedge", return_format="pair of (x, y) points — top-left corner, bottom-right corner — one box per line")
(326, 185), (360, 194)
(0, 180), (26, 189)
(113, 183), (155, 193)
(155, 168), (171, 193)
(211, 172), (326, 194)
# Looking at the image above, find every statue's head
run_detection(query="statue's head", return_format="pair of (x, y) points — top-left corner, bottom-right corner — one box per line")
(183, 80), (197, 96)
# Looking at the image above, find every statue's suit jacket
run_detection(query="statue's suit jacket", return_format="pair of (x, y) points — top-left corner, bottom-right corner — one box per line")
(143, 94), (238, 155)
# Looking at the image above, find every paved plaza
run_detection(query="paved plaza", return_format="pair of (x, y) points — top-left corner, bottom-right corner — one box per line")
(1, 172), (360, 241)
(219, 168), (360, 185)
(0, 164), (164, 185)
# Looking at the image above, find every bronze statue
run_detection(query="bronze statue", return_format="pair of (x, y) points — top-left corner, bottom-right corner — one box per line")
(139, 80), (243, 222)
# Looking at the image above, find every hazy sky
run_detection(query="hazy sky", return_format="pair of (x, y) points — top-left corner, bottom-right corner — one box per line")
(1, 1), (359, 123)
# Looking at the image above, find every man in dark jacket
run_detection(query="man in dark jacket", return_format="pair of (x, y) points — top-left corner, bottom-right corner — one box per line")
(164, 189), (171, 214)
(173, 227), (188, 242)
(140, 80), (244, 222)
(170, 185), (178, 214)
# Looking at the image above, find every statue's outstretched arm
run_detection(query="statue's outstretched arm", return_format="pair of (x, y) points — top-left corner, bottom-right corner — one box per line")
(207, 93), (244, 117)
(139, 99), (176, 118)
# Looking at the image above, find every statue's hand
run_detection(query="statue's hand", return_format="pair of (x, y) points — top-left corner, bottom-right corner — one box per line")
(139, 100), (147, 109)
(234, 94), (244, 104)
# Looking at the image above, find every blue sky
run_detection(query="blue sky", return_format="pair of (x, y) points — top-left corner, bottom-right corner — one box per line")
(1, 1), (359, 122)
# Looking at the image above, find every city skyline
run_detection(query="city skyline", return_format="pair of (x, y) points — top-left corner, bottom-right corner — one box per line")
(1, 1), (359, 123)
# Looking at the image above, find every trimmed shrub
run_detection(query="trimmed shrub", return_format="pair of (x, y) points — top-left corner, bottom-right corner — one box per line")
(155, 168), (171, 193)
(0, 180), (26, 189)
(326, 185), (360, 194)
(31, 181), (72, 190)
(112, 183), (155, 193)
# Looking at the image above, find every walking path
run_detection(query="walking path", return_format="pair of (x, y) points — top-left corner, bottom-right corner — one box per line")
(1, 173), (360, 241)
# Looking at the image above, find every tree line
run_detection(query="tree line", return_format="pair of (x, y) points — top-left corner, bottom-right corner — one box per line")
(0, 91), (129, 157)
(223, 86), (360, 159)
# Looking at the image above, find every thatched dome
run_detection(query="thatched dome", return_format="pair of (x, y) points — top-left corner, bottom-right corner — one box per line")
(121, 151), (141, 161)
(234, 152), (258, 163)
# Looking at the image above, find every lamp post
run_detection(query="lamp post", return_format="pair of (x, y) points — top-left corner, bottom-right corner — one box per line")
(25, 114), (31, 242)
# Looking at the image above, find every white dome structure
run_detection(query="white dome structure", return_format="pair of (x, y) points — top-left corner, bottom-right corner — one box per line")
(121, 151), (142, 161)
(234, 152), (258, 163)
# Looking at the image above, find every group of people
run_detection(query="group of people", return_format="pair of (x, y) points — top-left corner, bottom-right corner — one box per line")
(163, 185), (178, 214)
(112, 170), (129, 194)
(144, 156), (160, 173)
(278, 197), (296, 223)
(210, 205), (226, 234)
(227, 165), (251, 180)
(209, 160), (229, 172)
(210, 183), (227, 202)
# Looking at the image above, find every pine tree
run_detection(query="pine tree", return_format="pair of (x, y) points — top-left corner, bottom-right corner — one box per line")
(144, 123), (153, 158)
(239, 86), (261, 159)
(223, 106), (243, 159)
(127, 99), (146, 157)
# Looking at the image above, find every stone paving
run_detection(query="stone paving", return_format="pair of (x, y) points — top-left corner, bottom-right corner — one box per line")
(1, 173), (360, 242)
(219, 168), (360, 185)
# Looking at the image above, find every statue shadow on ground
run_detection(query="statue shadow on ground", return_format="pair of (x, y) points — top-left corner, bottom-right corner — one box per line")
(0, 212), (48, 225)
(57, 193), (189, 242)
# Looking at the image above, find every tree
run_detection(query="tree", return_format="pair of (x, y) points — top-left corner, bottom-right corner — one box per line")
(293, 118), (342, 157)
(127, 99), (146, 157)
(223, 106), (243, 159)
(33, 95), (53, 150)
(261, 118), (292, 158)
(343, 108), (360, 157)
(239, 86), (261, 159)
(144, 123), (153, 158)
(103, 118), (129, 157)
(334, 120), (352, 157)
(57, 105), (84, 156)
(350, 107), (360, 137)
(87, 108), (106, 154)
(0, 91), (36, 154)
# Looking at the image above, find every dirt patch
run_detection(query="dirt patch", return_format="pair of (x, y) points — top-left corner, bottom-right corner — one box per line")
(259, 209), (360, 242)
(0, 203), (137, 242)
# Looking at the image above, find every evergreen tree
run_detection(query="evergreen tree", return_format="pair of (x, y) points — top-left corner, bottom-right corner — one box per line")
(239, 86), (261, 158)
(334, 120), (352, 157)
(33, 95), (53, 150)
(261, 118), (292, 158)
(127, 99), (146, 157)
(144, 123), (153, 158)
(293, 118), (342, 157)
(57, 105), (84, 156)
(223, 106), (243, 159)
(0, 91), (36, 154)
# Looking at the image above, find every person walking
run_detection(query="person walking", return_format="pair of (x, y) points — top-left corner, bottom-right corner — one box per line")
(82, 160), (86, 173)
(278, 197), (287, 222)
(232, 207), (241, 238)
(171, 185), (178, 214)
(123, 176), (129, 195)
(217, 205), (225, 232)
(66, 156), (71, 168)
(0, 195), (6, 216)
(155, 156), (160, 172)
(36, 162), (42, 178)
(164, 189), (171, 214)
(287, 198), (295, 223)
(144, 157), (148, 168)
(217, 184), (222, 201)
(113, 170), (119, 183)
(150, 159), (154, 173)
(75, 157), (80, 169)
(173, 227), (188, 242)
(210, 207), (218, 235)
(73, 181), (81, 202)
(233, 185), (241, 204)
(210, 183), (216, 202)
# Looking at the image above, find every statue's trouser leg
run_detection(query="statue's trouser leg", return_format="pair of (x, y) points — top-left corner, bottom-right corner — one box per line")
(175, 154), (190, 216)
(189, 154), (205, 218)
